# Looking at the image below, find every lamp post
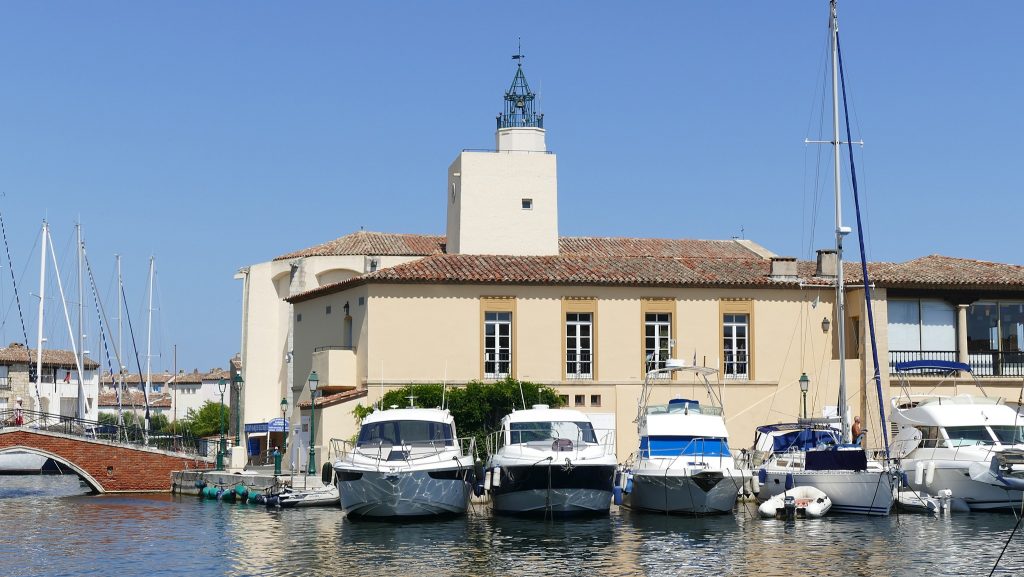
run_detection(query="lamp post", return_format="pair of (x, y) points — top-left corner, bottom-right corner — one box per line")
(307, 371), (319, 476)
(280, 397), (289, 453)
(232, 373), (244, 447)
(799, 372), (810, 420)
(216, 377), (227, 470)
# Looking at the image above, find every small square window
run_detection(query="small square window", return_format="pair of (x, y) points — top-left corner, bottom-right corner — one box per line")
(522, 198), (533, 210)
(358, 297), (365, 306)
(574, 394), (585, 407)
(326, 305), (332, 315)
(590, 394), (601, 407)
(559, 394), (569, 406)
(296, 313), (302, 322)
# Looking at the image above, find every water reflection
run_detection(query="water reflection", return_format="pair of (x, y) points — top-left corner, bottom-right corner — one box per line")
(2, 477), (1024, 577)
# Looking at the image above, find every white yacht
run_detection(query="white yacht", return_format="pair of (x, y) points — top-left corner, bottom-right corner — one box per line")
(754, 423), (894, 516)
(485, 405), (617, 517)
(623, 362), (746, 515)
(332, 407), (476, 518)
(891, 360), (1024, 511)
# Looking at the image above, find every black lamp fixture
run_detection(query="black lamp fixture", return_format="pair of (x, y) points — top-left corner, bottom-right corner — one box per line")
(307, 371), (320, 475)
(343, 301), (350, 316)
(821, 316), (831, 333)
(798, 372), (810, 419)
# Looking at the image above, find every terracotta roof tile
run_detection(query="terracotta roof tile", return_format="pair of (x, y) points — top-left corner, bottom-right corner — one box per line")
(297, 388), (367, 410)
(0, 344), (99, 369)
(97, 389), (173, 409)
(275, 231), (445, 261)
(558, 237), (764, 259)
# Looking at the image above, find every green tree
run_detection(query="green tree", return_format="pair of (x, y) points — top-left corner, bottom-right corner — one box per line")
(365, 378), (562, 457)
(178, 401), (230, 438)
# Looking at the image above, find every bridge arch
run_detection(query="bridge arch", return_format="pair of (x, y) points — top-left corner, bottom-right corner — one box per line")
(0, 445), (105, 493)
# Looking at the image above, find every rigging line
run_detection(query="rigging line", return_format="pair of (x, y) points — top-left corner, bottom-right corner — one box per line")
(83, 252), (118, 400)
(0, 209), (32, 347)
(837, 34), (890, 459)
(805, 32), (833, 259)
(122, 280), (152, 430)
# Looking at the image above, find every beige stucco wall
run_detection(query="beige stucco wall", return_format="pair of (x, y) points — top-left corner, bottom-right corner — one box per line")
(446, 151), (559, 256)
(288, 281), (889, 462)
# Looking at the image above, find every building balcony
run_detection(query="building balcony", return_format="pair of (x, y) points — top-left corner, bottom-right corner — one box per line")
(888, 350), (1024, 377)
(311, 346), (357, 389)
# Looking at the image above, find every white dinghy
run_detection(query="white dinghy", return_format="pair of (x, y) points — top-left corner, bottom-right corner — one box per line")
(758, 485), (831, 519)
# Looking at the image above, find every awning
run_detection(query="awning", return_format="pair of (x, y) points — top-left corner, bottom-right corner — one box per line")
(245, 419), (289, 434)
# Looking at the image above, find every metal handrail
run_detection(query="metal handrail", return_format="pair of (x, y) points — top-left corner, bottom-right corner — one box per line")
(0, 408), (208, 457)
(486, 425), (616, 459)
(330, 436), (477, 473)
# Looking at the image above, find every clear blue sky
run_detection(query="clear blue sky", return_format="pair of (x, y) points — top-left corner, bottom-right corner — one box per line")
(0, 2), (1020, 372)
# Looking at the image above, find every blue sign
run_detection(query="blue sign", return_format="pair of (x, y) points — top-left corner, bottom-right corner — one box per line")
(268, 418), (288, 432)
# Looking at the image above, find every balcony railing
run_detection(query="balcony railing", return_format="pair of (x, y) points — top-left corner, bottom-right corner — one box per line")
(889, 350), (1024, 377)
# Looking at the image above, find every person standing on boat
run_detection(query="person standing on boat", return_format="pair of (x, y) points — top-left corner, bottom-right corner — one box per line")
(851, 416), (863, 444)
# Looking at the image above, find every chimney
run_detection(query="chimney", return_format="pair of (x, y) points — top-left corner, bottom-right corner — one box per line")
(816, 249), (838, 277)
(769, 256), (798, 280)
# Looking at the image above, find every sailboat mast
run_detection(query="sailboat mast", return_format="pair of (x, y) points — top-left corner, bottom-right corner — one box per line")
(77, 224), (86, 420)
(830, 0), (850, 443)
(145, 255), (154, 434)
(116, 254), (124, 429)
(35, 221), (47, 419)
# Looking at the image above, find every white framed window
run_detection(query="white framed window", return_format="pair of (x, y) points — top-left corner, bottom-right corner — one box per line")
(522, 198), (533, 210)
(484, 311), (512, 379)
(723, 313), (749, 379)
(645, 313), (672, 375)
(566, 312), (593, 379)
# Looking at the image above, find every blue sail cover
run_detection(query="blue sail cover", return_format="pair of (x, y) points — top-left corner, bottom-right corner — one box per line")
(640, 436), (730, 459)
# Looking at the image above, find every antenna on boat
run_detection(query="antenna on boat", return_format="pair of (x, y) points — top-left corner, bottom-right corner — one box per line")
(441, 360), (448, 410)
(406, 393), (416, 408)
(518, 380), (526, 410)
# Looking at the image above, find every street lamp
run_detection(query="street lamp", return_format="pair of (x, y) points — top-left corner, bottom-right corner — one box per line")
(217, 377), (227, 470)
(232, 373), (244, 447)
(799, 372), (810, 420)
(276, 396), (289, 476)
(821, 316), (831, 333)
(307, 371), (319, 476)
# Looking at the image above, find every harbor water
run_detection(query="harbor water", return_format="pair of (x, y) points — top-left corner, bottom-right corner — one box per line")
(1, 475), (1023, 577)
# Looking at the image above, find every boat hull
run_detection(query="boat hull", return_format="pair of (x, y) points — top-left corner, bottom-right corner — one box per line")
(0, 451), (50, 475)
(335, 468), (472, 518)
(758, 469), (893, 516)
(490, 463), (615, 517)
(902, 460), (1023, 511)
(624, 469), (743, 515)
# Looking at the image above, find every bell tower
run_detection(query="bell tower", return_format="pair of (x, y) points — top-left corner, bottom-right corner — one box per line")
(446, 47), (559, 256)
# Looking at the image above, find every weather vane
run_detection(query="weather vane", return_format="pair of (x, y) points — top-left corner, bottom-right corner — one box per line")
(512, 36), (523, 64)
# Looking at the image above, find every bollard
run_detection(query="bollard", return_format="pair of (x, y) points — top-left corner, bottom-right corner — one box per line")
(273, 448), (282, 476)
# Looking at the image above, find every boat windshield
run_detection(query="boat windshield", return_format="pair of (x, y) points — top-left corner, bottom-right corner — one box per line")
(509, 421), (598, 444)
(357, 420), (454, 448)
(990, 426), (1024, 446)
(944, 426), (995, 447)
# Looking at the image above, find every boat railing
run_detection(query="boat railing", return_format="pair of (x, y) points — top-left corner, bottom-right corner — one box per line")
(330, 436), (477, 471)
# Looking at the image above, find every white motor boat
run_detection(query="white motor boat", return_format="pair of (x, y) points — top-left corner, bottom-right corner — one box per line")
(485, 405), (616, 517)
(757, 485), (831, 519)
(0, 450), (50, 474)
(891, 360), (1024, 511)
(754, 423), (894, 516)
(332, 407), (476, 518)
(622, 361), (746, 515)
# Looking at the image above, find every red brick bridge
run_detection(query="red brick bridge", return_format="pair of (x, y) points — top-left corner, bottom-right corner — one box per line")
(0, 427), (214, 493)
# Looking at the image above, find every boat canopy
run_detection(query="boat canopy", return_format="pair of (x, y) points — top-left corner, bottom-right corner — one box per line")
(756, 424), (839, 453)
(894, 360), (972, 373)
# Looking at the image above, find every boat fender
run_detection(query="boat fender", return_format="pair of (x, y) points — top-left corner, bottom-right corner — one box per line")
(483, 469), (492, 491)
(914, 462), (924, 486)
(624, 473), (633, 494)
(216, 488), (225, 500)
(900, 471), (910, 488)
(614, 469), (622, 487)
(473, 482), (485, 497)
(194, 478), (207, 489)
(492, 466), (501, 488)
(221, 490), (236, 503)
(751, 473), (760, 495)
(613, 486), (623, 506)
(784, 473), (794, 491)
(758, 469), (767, 484)
(925, 461), (935, 486)
(235, 483), (249, 499)
(266, 494), (280, 508)
(322, 463), (335, 486)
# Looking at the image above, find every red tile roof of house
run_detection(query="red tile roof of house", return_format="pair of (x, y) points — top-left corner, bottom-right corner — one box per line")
(275, 231), (446, 260)
(297, 388), (367, 410)
(0, 344), (99, 369)
(97, 389), (173, 409)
